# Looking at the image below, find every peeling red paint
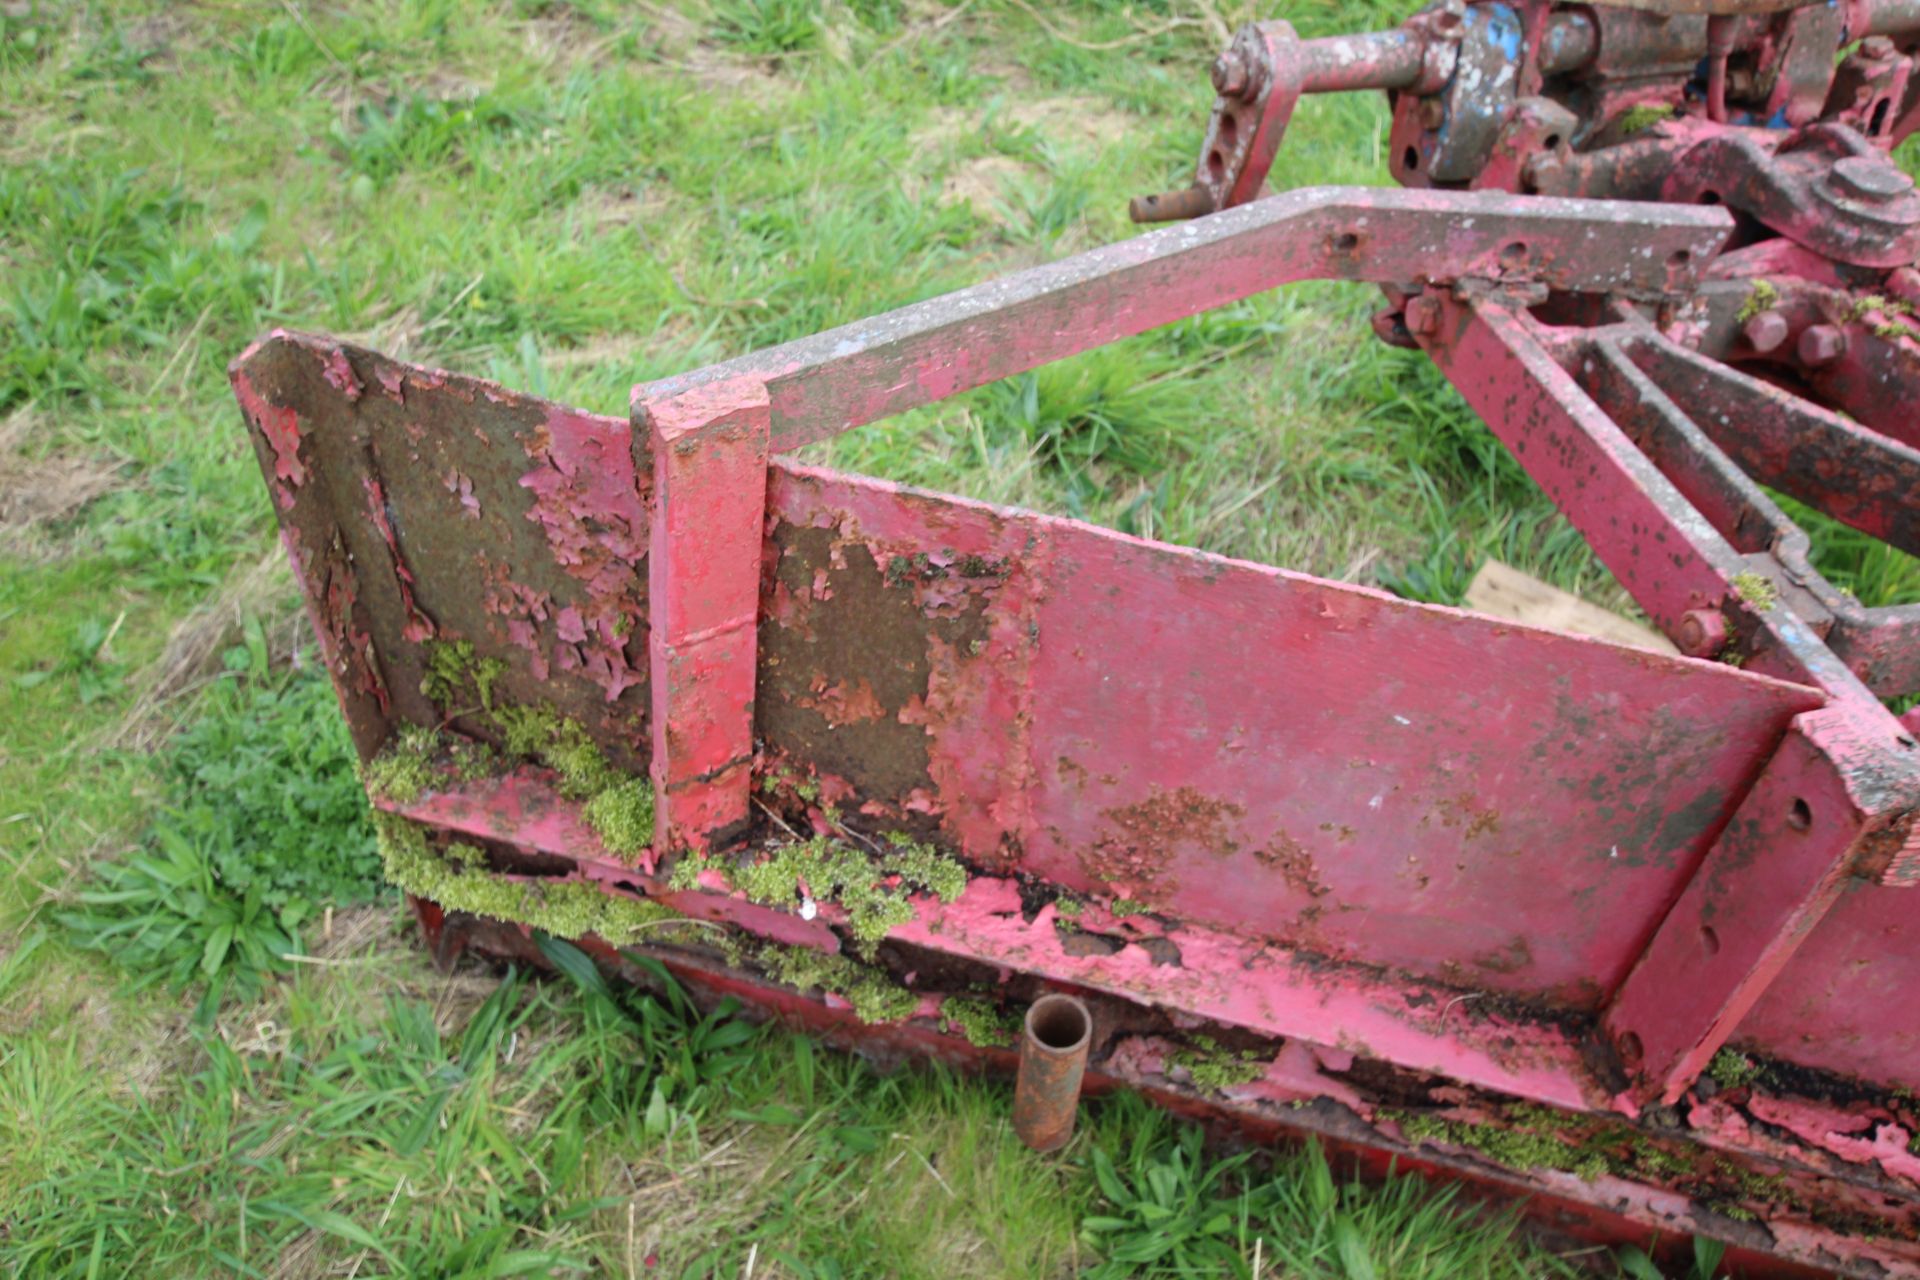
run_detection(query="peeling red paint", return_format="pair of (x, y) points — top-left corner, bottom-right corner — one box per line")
(517, 406), (649, 702)
(232, 367), (305, 489)
(320, 346), (362, 401)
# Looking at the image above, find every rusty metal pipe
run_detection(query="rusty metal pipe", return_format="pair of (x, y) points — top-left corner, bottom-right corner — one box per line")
(1704, 14), (1734, 123)
(1294, 12), (1596, 94)
(1539, 10), (1599, 75)
(1128, 184), (1217, 223)
(1857, 0), (1920, 37)
(1295, 30), (1429, 93)
(1011, 993), (1092, 1152)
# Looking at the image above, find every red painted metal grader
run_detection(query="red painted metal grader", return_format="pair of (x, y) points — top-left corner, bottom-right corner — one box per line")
(232, 0), (1920, 1271)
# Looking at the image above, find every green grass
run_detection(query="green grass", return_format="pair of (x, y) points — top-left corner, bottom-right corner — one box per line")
(5, 1), (1917, 1275)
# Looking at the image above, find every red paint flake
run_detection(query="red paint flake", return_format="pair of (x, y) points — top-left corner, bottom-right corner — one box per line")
(360, 475), (436, 643)
(233, 369), (305, 486)
(320, 347), (363, 401)
(443, 468), (480, 518)
(517, 407), (649, 702)
(376, 364), (406, 402)
(796, 675), (885, 726)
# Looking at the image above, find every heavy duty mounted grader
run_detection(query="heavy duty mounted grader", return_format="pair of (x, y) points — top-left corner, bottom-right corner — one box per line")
(231, 0), (1920, 1271)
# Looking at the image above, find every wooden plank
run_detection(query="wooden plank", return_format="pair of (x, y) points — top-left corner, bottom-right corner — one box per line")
(1465, 560), (1679, 656)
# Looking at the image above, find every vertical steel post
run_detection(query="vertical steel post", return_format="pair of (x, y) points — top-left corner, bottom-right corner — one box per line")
(640, 377), (772, 855)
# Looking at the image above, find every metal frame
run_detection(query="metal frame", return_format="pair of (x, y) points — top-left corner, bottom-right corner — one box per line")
(233, 182), (1920, 1275)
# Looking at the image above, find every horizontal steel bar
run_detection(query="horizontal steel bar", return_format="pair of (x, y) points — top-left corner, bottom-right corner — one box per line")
(636, 188), (1732, 452)
(385, 776), (1609, 1110)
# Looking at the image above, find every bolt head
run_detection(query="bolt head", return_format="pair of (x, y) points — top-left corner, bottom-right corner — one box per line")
(1799, 323), (1847, 367)
(1861, 35), (1898, 59)
(1677, 608), (1728, 658)
(1831, 155), (1914, 205)
(1742, 309), (1790, 354)
(1418, 97), (1446, 130)
(1211, 52), (1250, 97)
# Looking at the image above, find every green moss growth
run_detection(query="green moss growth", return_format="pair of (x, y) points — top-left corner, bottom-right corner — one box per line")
(1618, 102), (1677, 135)
(493, 705), (620, 799)
(1850, 294), (1915, 321)
(1111, 897), (1152, 918)
(1398, 1106), (1610, 1181)
(447, 737), (498, 782)
(666, 851), (717, 891)
(758, 944), (919, 1024)
(361, 724), (442, 803)
(1736, 279), (1780, 324)
(488, 704), (652, 860)
(420, 638), (507, 712)
(701, 833), (967, 951)
(942, 996), (1019, 1047)
(1170, 1036), (1268, 1091)
(583, 778), (654, 858)
(1053, 895), (1084, 919)
(1708, 1048), (1762, 1091)
(1731, 571), (1779, 612)
(760, 766), (820, 803)
(1627, 1140), (1694, 1181)
(882, 831), (968, 901)
(374, 814), (680, 943)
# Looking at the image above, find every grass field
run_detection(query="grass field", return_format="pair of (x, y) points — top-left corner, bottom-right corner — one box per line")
(4, 2), (1918, 1276)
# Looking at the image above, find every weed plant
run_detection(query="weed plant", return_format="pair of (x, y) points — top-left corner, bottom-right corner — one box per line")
(59, 644), (383, 1011)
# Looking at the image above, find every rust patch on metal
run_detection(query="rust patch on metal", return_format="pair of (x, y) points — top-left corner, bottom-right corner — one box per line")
(1427, 792), (1502, 841)
(1079, 786), (1247, 900)
(757, 520), (995, 808)
(1256, 831), (1333, 898)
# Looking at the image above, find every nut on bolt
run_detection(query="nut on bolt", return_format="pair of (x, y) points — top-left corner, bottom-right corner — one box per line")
(1742, 310), (1789, 355)
(1403, 293), (1444, 337)
(1677, 608), (1728, 657)
(1212, 51), (1251, 97)
(1799, 324), (1847, 367)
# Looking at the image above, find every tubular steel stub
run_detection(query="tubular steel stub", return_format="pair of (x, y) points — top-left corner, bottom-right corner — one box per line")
(1012, 994), (1094, 1153)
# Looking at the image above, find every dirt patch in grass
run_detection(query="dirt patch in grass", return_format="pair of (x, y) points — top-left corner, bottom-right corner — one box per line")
(939, 154), (1034, 211)
(0, 411), (122, 559)
(681, 45), (795, 94)
(1007, 94), (1133, 150)
(518, 9), (620, 71)
(641, 5), (798, 95)
(111, 545), (306, 750)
